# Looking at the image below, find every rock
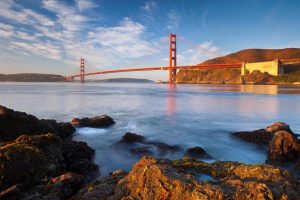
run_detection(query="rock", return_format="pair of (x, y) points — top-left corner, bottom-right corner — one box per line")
(117, 132), (181, 156)
(0, 133), (65, 190)
(70, 170), (128, 200)
(233, 181), (274, 200)
(0, 185), (23, 200)
(111, 156), (226, 200)
(62, 140), (98, 177)
(184, 146), (212, 159)
(232, 122), (293, 145)
(130, 146), (153, 156)
(24, 172), (85, 200)
(118, 132), (146, 144)
(172, 158), (299, 199)
(155, 142), (181, 154)
(71, 115), (115, 128)
(266, 130), (300, 164)
(0, 105), (75, 142)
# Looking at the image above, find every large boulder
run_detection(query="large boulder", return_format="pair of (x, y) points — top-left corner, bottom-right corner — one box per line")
(71, 115), (115, 128)
(117, 132), (146, 144)
(233, 122), (293, 145)
(0, 133), (65, 190)
(266, 130), (300, 164)
(184, 146), (212, 159)
(62, 140), (98, 177)
(0, 105), (75, 142)
(172, 158), (299, 199)
(111, 156), (226, 200)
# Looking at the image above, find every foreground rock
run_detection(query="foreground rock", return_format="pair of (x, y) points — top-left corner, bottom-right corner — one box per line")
(184, 146), (212, 159)
(23, 172), (85, 200)
(0, 133), (98, 193)
(0, 133), (64, 190)
(71, 156), (300, 199)
(71, 115), (115, 128)
(233, 122), (292, 145)
(233, 122), (300, 167)
(70, 170), (128, 200)
(267, 130), (300, 164)
(62, 140), (98, 177)
(0, 105), (75, 142)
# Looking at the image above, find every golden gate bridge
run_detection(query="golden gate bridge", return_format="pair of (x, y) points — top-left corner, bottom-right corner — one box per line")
(65, 33), (300, 83)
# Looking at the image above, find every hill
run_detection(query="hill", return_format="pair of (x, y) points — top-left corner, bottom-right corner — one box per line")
(0, 73), (65, 82)
(177, 48), (300, 84)
(201, 48), (300, 64)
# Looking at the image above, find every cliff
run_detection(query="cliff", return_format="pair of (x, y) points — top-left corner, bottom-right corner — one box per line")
(176, 48), (300, 84)
(0, 73), (65, 82)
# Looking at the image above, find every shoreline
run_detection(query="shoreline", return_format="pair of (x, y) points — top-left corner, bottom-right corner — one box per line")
(1, 105), (300, 199)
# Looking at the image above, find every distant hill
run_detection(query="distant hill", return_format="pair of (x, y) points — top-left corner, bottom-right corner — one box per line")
(201, 48), (300, 64)
(89, 78), (153, 83)
(177, 48), (300, 84)
(0, 73), (65, 82)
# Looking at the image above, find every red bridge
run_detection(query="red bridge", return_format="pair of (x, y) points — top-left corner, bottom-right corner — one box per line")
(65, 33), (300, 83)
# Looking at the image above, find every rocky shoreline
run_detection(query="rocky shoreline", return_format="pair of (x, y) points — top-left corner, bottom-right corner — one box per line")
(1, 105), (300, 199)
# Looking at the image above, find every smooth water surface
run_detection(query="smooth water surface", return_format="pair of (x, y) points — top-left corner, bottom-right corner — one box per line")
(1, 82), (300, 176)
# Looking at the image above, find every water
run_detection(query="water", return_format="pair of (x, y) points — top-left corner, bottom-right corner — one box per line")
(1, 82), (300, 176)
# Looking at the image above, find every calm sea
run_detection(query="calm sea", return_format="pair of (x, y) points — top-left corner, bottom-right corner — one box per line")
(1, 82), (300, 176)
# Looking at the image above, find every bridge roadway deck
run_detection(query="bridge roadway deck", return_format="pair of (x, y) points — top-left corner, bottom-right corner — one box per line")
(69, 63), (242, 78)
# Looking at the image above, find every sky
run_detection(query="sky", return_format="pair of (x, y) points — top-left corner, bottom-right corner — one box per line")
(0, 0), (300, 80)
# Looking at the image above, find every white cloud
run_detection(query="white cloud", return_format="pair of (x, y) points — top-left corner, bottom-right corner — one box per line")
(167, 10), (181, 30)
(86, 18), (158, 59)
(76, 0), (98, 12)
(142, 1), (157, 12)
(0, 0), (55, 27)
(1, 0), (161, 72)
(10, 41), (61, 60)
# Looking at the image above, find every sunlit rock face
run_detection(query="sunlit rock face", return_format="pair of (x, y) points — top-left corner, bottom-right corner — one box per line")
(71, 156), (300, 200)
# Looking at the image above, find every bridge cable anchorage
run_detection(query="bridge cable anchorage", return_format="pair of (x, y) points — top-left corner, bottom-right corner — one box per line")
(177, 35), (241, 64)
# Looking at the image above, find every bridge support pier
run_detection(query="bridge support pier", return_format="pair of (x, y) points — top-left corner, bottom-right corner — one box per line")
(80, 58), (85, 83)
(169, 34), (177, 83)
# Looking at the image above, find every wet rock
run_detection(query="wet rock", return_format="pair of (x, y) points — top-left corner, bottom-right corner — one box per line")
(130, 146), (153, 156)
(232, 122), (293, 145)
(71, 115), (115, 128)
(118, 132), (146, 144)
(172, 158), (299, 199)
(0, 133), (65, 190)
(117, 132), (181, 156)
(62, 140), (98, 177)
(0, 105), (75, 142)
(233, 181), (274, 200)
(266, 130), (300, 164)
(24, 172), (85, 200)
(155, 142), (181, 154)
(70, 170), (128, 200)
(0, 185), (23, 200)
(184, 146), (212, 159)
(111, 156), (226, 200)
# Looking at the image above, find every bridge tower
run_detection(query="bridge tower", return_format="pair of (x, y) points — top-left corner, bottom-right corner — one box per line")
(169, 34), (177, 83)
(80, 58), (85, 83)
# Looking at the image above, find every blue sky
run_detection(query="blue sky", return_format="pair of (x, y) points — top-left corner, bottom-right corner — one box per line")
(0, 0), (299, 80)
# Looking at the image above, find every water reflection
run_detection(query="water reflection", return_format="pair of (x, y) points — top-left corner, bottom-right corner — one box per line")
(167, 84), (176, 117)
(240, 85), (279, 94)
